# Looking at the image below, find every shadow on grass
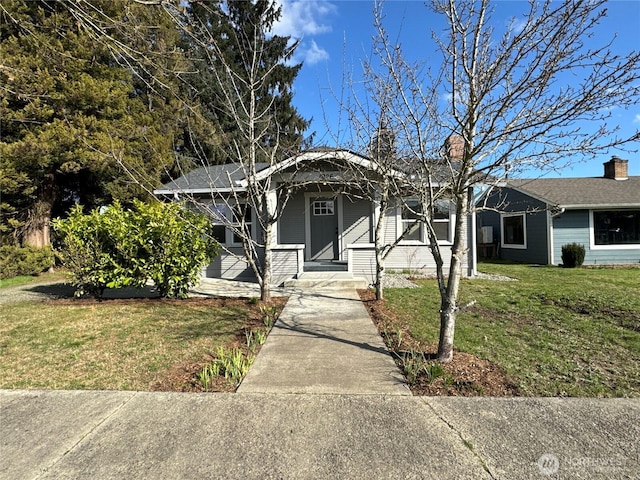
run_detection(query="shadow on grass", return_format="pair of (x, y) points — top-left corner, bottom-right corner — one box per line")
(28, 282), (160, 300)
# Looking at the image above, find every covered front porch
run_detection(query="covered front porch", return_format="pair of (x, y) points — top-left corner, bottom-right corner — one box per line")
(270, 243), (375, 288)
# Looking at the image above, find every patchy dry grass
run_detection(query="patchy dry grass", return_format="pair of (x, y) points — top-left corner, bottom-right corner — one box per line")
(0, 297), (284, 391)
(380, 262), (640, 397)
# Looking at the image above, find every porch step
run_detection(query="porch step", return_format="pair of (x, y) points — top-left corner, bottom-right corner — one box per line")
(303, 261), (348, 272)
(284, 272), (368, 289)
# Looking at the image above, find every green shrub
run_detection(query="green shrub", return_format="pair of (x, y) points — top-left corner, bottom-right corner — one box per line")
(561, 243), (586, 268)
(53, 201), (219, 298)
(0, 245), (55, 279)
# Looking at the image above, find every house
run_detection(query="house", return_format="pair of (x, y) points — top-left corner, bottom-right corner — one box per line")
(477, 157), (640, 265)
(155, 148), (477, 286)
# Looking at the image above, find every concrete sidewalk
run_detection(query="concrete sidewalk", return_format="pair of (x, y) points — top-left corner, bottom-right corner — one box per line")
(2, 390), (638, 479)
(2, 283), (639, 478)
(238, 288), (409, 395)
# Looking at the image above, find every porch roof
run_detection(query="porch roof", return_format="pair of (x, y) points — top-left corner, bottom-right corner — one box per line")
(239, 148), (407, 186)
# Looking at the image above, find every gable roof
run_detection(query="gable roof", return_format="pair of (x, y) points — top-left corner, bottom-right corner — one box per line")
(506, 176), (640, 209)
(154, 148), (409, 195)
(242, 148), (405, 186)
(154, 163), (270, 194)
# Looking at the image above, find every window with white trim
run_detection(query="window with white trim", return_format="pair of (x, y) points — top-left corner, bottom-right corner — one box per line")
(207, 204), (228, 244)
(501, 213), (526, 248)
(400, 199), (453, 243)
(593, 210), (640, 245)
(432, 199), (452, 242)
(401, 200), (423, 241)
(201, 202), (252, 246)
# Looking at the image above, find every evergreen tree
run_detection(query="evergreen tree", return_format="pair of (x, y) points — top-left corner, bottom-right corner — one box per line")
(185, 0), (310, 164)
(0, 0), (187, 246)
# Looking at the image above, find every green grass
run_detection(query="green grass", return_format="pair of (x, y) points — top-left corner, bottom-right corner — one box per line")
(0, 298), (268, 391)
(385, 262), (640, 397)
(0, 271), (67, 289)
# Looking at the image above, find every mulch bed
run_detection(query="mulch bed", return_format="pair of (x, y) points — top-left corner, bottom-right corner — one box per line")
(358, 289), (520, 396)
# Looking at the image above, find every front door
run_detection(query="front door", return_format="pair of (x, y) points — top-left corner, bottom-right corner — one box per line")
(309, 197), (339, 260)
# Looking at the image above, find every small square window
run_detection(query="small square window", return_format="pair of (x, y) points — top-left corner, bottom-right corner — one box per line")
(313, 200), (334, 216)
(501, 213), (526, 249)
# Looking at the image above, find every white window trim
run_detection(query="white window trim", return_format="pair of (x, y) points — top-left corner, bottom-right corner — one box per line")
(396, 200), (455, 246)
(589, 209), (640, 250)
(205, 201), (255, 247)
(501, 212), (527, 249)
(229, 203), (254, 247)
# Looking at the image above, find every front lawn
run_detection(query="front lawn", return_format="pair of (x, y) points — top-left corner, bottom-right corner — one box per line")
(0, 271), (67, 289)
(375, 263), (640, 397)
(0, 297), (284, 391)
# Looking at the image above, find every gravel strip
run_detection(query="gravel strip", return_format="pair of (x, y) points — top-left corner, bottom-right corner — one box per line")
(381, 271), (517, 289)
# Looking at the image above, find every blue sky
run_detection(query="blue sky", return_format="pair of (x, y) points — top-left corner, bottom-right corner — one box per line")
(272, 0), (640, 178)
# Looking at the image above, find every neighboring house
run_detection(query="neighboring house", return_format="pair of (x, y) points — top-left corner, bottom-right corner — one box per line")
(154, 148), (477, 286)
(477, 157), (640, 265)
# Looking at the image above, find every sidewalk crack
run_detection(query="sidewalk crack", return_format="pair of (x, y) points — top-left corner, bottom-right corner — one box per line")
(35, 391), (138, 479)
(420, 397), (497, 480)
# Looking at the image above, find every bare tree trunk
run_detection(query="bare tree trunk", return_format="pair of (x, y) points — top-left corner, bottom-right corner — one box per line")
(373, 192), (388, 300)
(261, 219), (273, 302)
(22, 176), (55, 248)
(436, 191), (467, 362)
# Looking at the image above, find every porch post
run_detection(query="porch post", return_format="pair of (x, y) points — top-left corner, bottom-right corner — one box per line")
(267, 183), (278, 245)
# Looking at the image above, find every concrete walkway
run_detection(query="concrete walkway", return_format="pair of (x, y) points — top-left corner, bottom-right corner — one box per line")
(238, 288), (409, 395)
(2, 280), (640, 478)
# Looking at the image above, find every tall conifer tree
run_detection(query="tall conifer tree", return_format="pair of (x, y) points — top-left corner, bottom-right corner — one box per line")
(185, 0), (310, 164)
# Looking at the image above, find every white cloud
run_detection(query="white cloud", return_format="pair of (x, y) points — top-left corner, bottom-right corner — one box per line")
(634, 113), (640, 123)
(301, 40), (330, 65)
(272, 0), (336, 38)
(509, 17), (527, 35)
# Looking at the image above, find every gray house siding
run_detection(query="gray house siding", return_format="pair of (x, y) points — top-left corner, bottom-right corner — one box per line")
(552, 210), (590, 265)
(479, 188), (548, 264)
(205, 247), (256, 280)
(349, 247), (376, 285)
(342, 197), (372, 253)
(553, 209), (640, 265)
(271, 248), (302, 286)
(278, 191), (305, 244)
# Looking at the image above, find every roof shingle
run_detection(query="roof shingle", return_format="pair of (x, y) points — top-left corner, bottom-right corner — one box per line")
(507, 176), (640, 208)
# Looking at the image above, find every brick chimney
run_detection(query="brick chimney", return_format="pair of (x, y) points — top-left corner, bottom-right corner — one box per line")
(445, 135), (464, 161)
(603, 156), (628, 180)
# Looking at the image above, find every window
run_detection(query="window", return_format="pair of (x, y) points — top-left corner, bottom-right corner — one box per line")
(203, 202), (252, 245)
(432, 199), (452, 242)
(231, 204), (252, 244)
(501, 213), (526, 248)
(208, 204), (227, 244)
(313, 200), (334, 216)
(593, 210), (640, 245)
(400, 199), (453, 243)
(401, 200), (423, 241)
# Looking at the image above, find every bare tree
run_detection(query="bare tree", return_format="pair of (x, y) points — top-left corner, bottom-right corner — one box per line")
(362, 0), (640, 362)
(54, 0), (310, 302)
